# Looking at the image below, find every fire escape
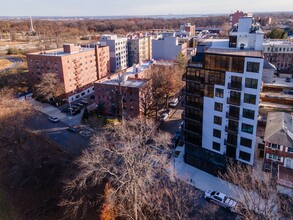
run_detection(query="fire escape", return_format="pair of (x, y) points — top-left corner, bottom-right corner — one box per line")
(73, 59), (82, 92)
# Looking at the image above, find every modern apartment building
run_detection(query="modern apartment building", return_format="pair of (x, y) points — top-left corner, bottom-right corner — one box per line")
(152, 32), (187, 60)
(182, 17), (264, 175)
(94, 61), (154, 118)
(27, 44), (110, 101)
(263, 40), (293, 72)
(263, 112), (293, 188)
(100, 35), (128, 73)
(127, 35), (152, 67)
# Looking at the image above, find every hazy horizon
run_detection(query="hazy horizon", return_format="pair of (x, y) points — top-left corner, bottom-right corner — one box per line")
(0, 0), (292, 17)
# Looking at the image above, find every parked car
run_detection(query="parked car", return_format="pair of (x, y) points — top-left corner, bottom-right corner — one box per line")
(165, 108), (171, 115)
(67, 126), (79, 133)
(204, 189), (238, 211)
(71, 104), (80, 108)
(79, 130), (92, 137)
(48, 116), (59, 123)
(61, 107), (70, 113)
(80, 100), (88, 105)
(71, 108), (81, 116)
(285, 77), (291, 82)
(169, 98), (179, 107)
(160, 113), (169, 122)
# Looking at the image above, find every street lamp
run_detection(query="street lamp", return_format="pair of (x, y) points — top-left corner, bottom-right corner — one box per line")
(63, 98), (72, 118)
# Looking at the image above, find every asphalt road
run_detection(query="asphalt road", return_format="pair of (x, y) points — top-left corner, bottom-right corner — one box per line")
(159, 105), (184, 135)
(0, 55), (23, 72)
(28, 111), (90, 154)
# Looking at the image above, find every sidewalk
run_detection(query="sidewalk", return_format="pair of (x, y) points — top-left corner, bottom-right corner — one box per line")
(171, 145), (293, 199)
(171, 145), (238, 198)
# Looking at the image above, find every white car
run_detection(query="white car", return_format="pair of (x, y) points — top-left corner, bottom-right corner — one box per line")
(169, 98), (179, 107)
(79, 130), (92, 137)
(48, 116), (59, 123)
(204, 189), (238, 211)
(160, 113), (169, 121)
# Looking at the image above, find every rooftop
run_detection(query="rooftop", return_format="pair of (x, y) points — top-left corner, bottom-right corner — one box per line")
(264, 112), (293, 147)
(28, 46), (94, 57)
(197, 39), (263, 57)
(98, 60), (154, 88)
(263, 76), (293, 88)
(263, 39), (293, 46)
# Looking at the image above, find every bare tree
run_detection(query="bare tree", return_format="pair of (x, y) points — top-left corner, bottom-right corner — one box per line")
(35, 72), (64, 102)
(147, 177), (200, 220)
(60, 118), (172, 219)
(0, 89), (33, 157)
(221, 161), (292, 220)
(152, 65), (184, 108)
(139, 81), (156, 119)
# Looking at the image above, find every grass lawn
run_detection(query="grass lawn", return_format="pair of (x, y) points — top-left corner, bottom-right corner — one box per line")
(0, 59), (12, 69)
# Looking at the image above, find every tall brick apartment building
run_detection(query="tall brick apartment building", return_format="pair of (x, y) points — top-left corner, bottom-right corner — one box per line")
(263, 40), (293, 73)
(27, 44), (110, 101)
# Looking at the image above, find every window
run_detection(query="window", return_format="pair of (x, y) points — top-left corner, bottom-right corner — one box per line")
(244, 93), (256, 104)
(288, 147), (293, 153)
(243, 109), (255, 120)
(230, 76), (242, 88)
(241, 123), (253, 134)
(240, 137), (252, 148)
(214, 102), (223, 112)
(213, 142), (221, 151)
(215, 88), (224, 98)
(245, 78), (258, 89)
(247, 62), (260, 73)
(214, 116), (222, 125)
(239, 151), (251, 162)
(213, 129), (221, 138)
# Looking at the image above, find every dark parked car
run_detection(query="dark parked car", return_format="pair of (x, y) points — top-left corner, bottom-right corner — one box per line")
(71, 109), (81, 116)
(67, 126), (79, 133)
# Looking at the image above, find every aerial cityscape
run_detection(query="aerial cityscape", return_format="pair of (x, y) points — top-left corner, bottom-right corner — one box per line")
(0, 1), (293, 219)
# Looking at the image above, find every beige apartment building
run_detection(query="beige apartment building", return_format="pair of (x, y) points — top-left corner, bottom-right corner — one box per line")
(27, 44), (110, 101)
(128, 35), (152, 67)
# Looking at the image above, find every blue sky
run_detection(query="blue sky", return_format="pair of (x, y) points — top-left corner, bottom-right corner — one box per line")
(0, 0), (292, 16)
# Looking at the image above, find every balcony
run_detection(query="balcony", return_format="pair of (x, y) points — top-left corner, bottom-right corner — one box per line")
(224, 138), (237, 148)
(182, 127), (201, 136)
(225, 125), (238, 134)
(183, 89), (202, 97)
(228, 82), (242, 91)
(226, 146), (237, 159)
(226, 111), (239, 120)
(182, 112), (202, 123)
(182, 75), (204, 83)
(182, 102), (203, 110)
(227, 97), (241, 106)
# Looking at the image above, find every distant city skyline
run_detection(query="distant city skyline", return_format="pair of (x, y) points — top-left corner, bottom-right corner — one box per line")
(0, 0), (292, 17)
